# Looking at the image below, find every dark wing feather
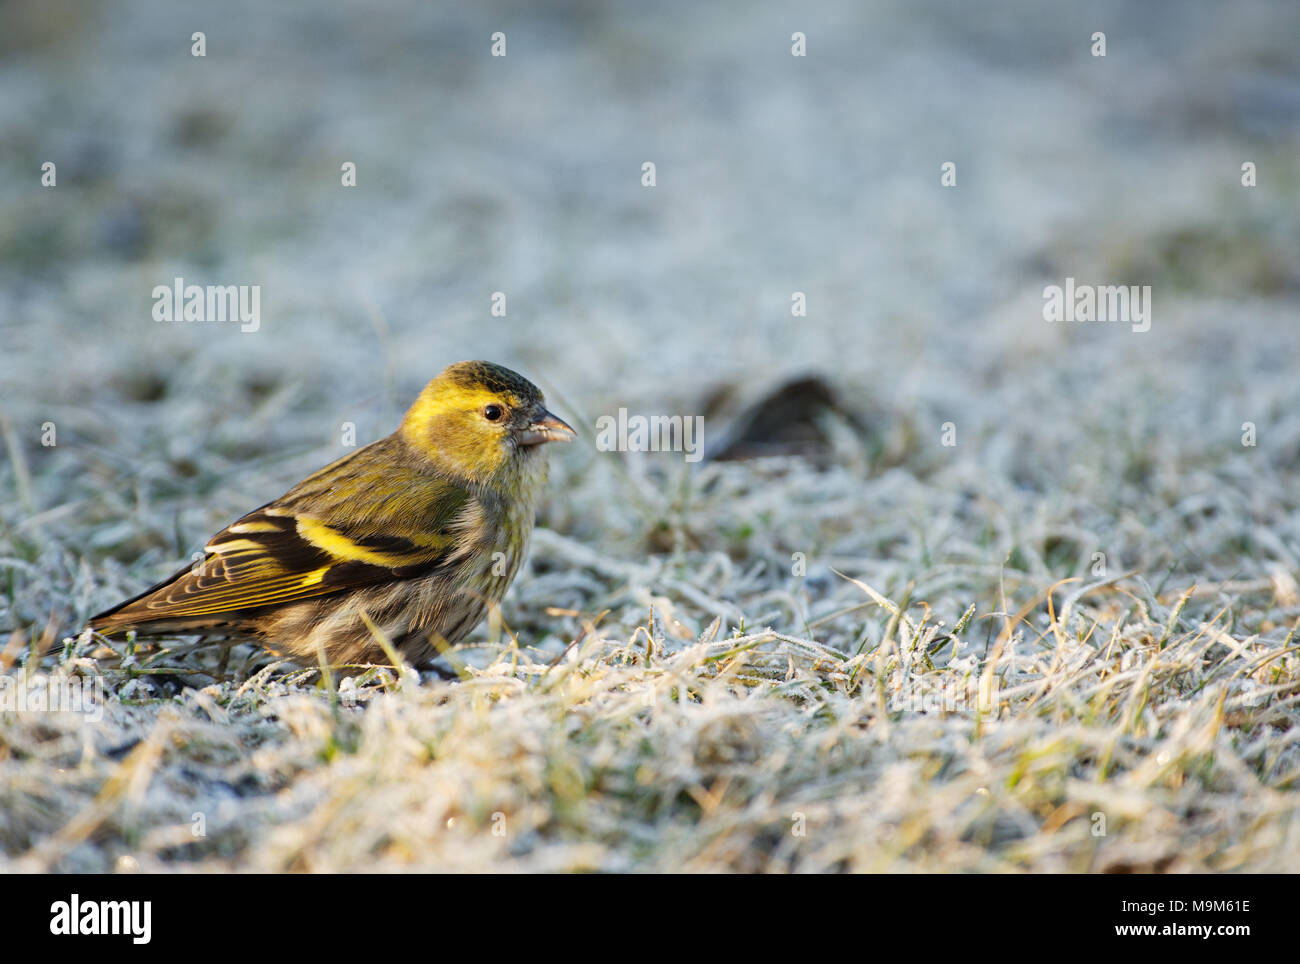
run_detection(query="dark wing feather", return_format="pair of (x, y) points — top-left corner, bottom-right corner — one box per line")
(90, 438), (475, 634)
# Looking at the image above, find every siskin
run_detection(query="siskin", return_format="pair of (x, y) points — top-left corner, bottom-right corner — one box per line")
(89, 360), (575, 667)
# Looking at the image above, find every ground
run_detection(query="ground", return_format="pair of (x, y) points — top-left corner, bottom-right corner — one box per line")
(1, 0), (1299, 872)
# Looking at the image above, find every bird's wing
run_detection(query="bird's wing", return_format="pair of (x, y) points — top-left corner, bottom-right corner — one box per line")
(91, 455), (475, 629)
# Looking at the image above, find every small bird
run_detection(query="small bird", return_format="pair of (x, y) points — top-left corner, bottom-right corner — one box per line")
(89, 361), (575, 668)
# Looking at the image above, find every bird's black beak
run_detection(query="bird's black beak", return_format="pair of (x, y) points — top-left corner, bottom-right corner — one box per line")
(517, 408), (577, 447)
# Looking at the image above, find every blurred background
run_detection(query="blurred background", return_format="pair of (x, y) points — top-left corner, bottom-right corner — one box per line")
(1, 0), (1299, 625)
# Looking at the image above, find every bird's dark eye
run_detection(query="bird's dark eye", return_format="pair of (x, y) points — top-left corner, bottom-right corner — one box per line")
(483, 404), (504, 422)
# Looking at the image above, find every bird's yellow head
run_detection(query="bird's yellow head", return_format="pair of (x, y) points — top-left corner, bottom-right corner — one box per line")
(400, 361), (576, 484)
